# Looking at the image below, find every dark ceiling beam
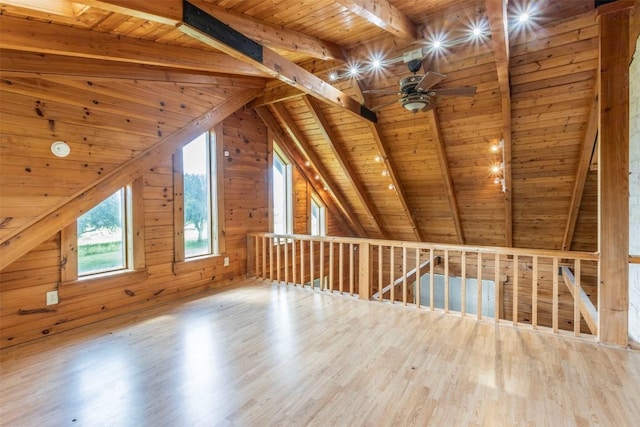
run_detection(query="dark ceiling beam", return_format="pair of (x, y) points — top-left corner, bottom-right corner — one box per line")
(333, 0), (418, 41)
(0, 15), (264, 77)
(561, 87), (598, 251)
(266, 103), (369, 238)
(303, 95), (388, 239)
(178, 1), (377, 124)
(425, 110), (465, 244)
(0, 50), (267, 87)
(254, 107), (361, 237)
(0, 88), (261, 270)
(486, 0), (513, 248)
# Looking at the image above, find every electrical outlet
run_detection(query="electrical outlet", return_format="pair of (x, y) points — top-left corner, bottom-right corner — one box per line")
(223, 257), (230, 267)
(46, 290), (59, 305)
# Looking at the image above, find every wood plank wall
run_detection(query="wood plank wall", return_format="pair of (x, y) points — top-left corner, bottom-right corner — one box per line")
(0, 108), (269, 348)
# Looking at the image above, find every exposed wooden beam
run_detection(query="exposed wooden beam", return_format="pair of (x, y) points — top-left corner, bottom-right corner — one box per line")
(425, 110), (465, 244)
(597, 4), (630, 347)
(561, 267), (598, 336)
(0, 15), (265, 77)
(561, 87), (598, 251)
(486, 0), (513, 248)
(254, 107), (362, 238)
(2, 0), (76, 17)
(77, 0), (182, 25)
(0, 88), (261, 270)
(303, 95), (388, 239)
(178, 1), (377, 124)
(0, 50), (267, 87)
(333, 0), (418, 41)
(264, 103), (368, 238)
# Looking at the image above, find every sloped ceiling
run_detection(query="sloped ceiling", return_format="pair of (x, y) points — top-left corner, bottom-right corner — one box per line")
(0, 0), (600, 255)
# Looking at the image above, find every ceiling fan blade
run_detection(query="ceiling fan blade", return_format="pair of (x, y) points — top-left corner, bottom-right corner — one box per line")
(415, 71), (446, 92)
(371, 98), (400, 112)
(427, 86), (477, 97)
(362, 89), (401, 95)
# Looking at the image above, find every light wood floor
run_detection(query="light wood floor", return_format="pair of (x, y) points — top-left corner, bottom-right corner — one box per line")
(1, 279), (640, 426)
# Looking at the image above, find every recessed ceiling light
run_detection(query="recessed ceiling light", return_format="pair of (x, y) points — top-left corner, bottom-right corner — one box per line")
(349, 66), (359, 76)
(472, 27), (482, 37)
(371, 58), (381, 69)
(433, 40), (442, 49)
(328, 72), (338, 81)
(519, 12), (529, 23)
(51, 141), (70, 157)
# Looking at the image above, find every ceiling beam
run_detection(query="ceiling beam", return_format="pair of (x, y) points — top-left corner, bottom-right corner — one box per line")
(0, 88), (261, 271)
(303, 95), (388, 239)
(254, 107), (362, 238)
(81, 0), (346, 62)
(0, 15), (265, 77)
(425, 110), (465, 244)
(561, 87), (598, 251)
(178, 1), (376, 124)
(333, 0), (418, 41)
(264, 103), (368, 238)
(486, 0), (513, 248)
(0, 50), (266, 87)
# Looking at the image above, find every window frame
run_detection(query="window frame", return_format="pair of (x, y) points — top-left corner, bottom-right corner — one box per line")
(271, 144), (293, 236)
(310, 194), (326, 236)
(173, 125), (225, 267)
(61, 177), (146, 284)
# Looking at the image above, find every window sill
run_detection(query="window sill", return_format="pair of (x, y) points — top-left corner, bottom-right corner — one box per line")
(173, 254), (225, 275)
(61, 269), (149, 298)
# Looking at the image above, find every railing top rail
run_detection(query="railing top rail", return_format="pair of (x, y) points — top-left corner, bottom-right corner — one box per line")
(247, 232), (599, 261)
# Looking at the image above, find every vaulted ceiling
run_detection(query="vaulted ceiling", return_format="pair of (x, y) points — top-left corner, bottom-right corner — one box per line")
(0, 0), (604, 252)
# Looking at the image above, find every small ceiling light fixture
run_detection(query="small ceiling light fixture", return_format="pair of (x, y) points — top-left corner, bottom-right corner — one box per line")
(490, 139), (504, 153)
(381, 169), (389, 176)
(371, 58), (382, 69)
(433, 39), (443, 50)
(315, 174), (320, 180)
(374, 155), (383, 162)
(305, 160), (311, 167)
(328, 71), (338, 81)
(518, 12), (530, 23)
(349, 65), (359, 76)
(51, 141), (71, 158)
(388, 184), (395, 190)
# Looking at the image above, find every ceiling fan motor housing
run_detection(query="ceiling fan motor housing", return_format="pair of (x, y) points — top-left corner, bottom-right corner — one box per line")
(400, 75), (424, 94)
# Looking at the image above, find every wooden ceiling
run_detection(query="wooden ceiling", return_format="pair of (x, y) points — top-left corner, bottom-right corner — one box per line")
(0, 0), (603, 251)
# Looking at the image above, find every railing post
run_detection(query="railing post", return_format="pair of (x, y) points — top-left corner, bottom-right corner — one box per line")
(358, 242), (371, 300)
(247, 235), (254, 278)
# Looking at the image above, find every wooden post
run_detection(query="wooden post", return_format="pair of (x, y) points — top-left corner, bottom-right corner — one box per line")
(598, 3), (631, 347)
(246, 235), (254, 278)
(359, 242), (371, 300)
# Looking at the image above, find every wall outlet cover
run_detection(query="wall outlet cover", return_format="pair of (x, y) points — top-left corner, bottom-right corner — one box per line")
(46, 290), (59, 305)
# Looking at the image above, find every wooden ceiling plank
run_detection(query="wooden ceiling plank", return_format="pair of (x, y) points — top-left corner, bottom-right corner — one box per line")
(254, 106), (362, 237)
(0, 88), (261, 270)
(425, 110), (465, 245)
(333, 0), (418, 41)
(303, 95), (388, 239)
(189, 0), (346, 62)
(262, 104), (368, 238)
(0, 15), (265, 77)
(561, 87), (598, 251)
(75, 0), (182, 26)
(486, 0), (513, 248)
(178, 1), (377, 124)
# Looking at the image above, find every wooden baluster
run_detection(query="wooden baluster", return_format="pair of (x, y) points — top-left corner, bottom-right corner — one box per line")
(532, 255), (538, 329)
(477, 252), (482, 320)
(300, 239), (305, 287)
(494, 253), (500, 322)
(444, 249), (449, 313)
(415, 248), (420, 308)
(461, 252), (467, 317)
(403, 246), (408, 306)
(329, 242), (334, 292)
(390, 246), (395, 304)
(276, 237), (281, 283)
(284, 237), (289, 285)
(574, 259), (581, 337)
(378, 245), (383, 301)
(513, 254), (518, 326)
(320, 240), (325, 290)
(269, 237), (274, 281)
(553, 257), (559, 333)
(339, 242), (344, 294)
(349, 243), (354, 295)
(429, 248), (434, 311)
(292, 239), (297, 286)
(310, 240), (315, 289)
(262, 236), (267, 280)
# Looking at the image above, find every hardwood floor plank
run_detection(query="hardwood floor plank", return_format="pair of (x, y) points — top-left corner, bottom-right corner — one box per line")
(1, 278), (639, 426)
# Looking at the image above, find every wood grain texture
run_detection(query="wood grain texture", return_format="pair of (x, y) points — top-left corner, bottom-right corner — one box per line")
(1, 279), (639, 426)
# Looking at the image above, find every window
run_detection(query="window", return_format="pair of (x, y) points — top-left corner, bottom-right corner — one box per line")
(77, 188), (126, 276)
(272, 147), (293, 235)
(182, 132), (220, 258)
(310, 195), (326, 236)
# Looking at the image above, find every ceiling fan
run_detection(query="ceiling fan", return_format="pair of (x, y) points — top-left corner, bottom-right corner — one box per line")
(364, 58), (477, 113)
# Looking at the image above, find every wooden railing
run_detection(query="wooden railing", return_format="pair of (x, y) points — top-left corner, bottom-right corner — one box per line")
(247, 233), (599, 339)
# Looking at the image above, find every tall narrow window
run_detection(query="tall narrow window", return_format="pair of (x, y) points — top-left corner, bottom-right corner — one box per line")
(310, 196), (326, 236)
(77, 188), (126, 276)
(183, 132), (219, 258)
(273, 147), (293, 235)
